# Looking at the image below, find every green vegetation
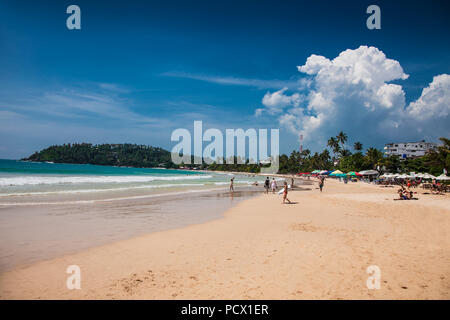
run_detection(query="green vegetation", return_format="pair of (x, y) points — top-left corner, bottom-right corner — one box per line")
(277, 134), (449, 175)
(23, 143), (177, 168)
(24, 136), (449, 175)
(201, 157), (261, 173)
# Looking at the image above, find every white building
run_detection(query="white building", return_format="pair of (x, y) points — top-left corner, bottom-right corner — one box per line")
(384, 140), (438, 159)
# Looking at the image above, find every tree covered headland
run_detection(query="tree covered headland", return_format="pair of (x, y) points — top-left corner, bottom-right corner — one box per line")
(23, 135), (449, 175)
(23, 143), (178, 168)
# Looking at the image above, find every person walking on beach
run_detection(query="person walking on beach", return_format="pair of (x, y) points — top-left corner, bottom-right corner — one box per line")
(264, 177), (270, 194)
(282, 181), (291, 204)
(230, 177), (234, 193)
(271, 178), (277, 194)
(318, 176), (325, 192)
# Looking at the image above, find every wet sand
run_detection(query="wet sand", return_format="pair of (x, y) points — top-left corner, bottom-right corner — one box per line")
(0, 178), (449, 299)
(0, 187), (261, 272)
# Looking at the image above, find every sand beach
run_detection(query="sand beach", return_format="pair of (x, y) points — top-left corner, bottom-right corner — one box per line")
(0, 177), (448, 300)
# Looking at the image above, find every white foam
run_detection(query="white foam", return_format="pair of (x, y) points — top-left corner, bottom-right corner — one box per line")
(0, 174), (213, 186)
(0, 187), (229, 206)
(0, 183), (202, 197)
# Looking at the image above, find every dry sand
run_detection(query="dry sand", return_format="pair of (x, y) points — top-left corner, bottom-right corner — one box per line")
(0, 179), (449, 299)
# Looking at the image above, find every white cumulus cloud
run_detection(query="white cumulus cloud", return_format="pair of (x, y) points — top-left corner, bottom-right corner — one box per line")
(261, 87), (302, 115)
(256, 45), (449, 149)
(407, 74), (450, 119)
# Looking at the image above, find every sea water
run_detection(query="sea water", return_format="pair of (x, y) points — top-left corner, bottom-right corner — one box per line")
(0, 160), (270, 270)
(0, 159), (263, 204)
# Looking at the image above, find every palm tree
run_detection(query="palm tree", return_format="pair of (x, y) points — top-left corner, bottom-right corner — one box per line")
(340, 149), (352, 157)
(336, 131), (348, 150)
(354, 141), (363, 152)
(365, 147), (383, 169)
(300, 149), (311, 158)
(425, 137), (450, 172)
(327, 137), (340, 156)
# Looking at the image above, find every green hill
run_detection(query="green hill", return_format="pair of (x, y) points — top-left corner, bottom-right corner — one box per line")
(23, 143), (177, 168)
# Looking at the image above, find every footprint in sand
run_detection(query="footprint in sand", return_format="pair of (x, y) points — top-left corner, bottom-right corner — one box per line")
(290, 223), (320, 232)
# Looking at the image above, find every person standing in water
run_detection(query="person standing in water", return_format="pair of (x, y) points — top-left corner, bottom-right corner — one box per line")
(230, 177), (234, 193)
(264, 177), (270, 194)
(282, 181), (291, 204)
(271, 178), (277, 194)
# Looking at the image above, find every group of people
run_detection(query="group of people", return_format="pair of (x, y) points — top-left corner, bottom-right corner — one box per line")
(231, 175), (326, 204)
(396, 178), (446, 198)
(263, 176), (293, 204)
(397, 186), (415, 200)
(430, 179), (447, 194)
(263, 177), (278, 194)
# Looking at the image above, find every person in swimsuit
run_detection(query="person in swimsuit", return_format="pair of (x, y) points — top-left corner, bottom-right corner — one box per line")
(282, 181), (291, 204)
(230, 177), (234, 193)
(319, 176), (324, 192)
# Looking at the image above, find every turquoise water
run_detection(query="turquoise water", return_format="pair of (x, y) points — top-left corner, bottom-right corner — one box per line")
(0, 159), (199, 176)
(0, 159), (262, 201)
(0, 159), (266, 270)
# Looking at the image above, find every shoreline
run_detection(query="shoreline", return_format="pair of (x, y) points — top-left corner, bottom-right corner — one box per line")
(0, 186), (263, 272)
(0, 178), (449, 299)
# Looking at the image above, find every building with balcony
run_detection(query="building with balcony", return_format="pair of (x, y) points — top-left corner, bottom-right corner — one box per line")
(384, 140), (438, 159)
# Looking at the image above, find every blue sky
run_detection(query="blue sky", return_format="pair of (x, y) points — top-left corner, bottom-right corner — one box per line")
(0, 0), (449, 159)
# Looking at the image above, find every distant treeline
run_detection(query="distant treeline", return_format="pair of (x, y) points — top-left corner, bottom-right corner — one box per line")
(23, 143), (177, 168)
(275, 135), (449, 176)
(23, 135), (449, 175)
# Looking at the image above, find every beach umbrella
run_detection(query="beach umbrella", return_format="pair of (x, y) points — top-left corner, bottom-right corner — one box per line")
(358, 170), (379, 175)
(319, 170), (328, 174)
(415, 173), (425, 178)
(423, 173), (436, 179)
(331, 170), (343, 174)
(436, 174), (450, 181)
(347, 171), (362, 176)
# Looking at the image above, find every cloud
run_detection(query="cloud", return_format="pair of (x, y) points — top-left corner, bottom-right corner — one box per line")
(1, 86), (157, 124)
(0, 85), (172, 158)
(256, 45), (449, 149)
(254, 108), (264, 117)
(298, 47), (409, 86)
(98, 82), (130, 93)
(261, 87), (302, 114)
(162, 71), (299, 89)
(407, 74), (450, 119)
